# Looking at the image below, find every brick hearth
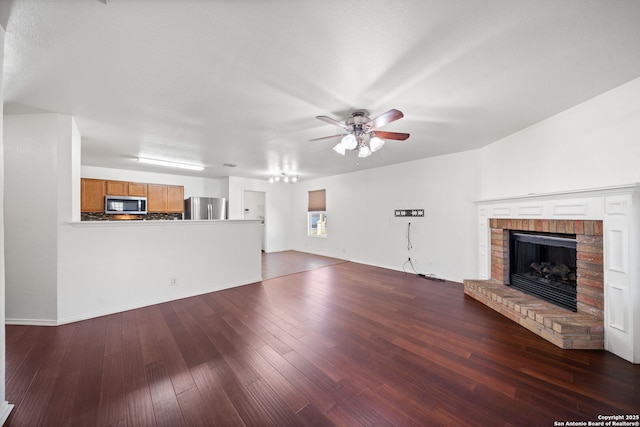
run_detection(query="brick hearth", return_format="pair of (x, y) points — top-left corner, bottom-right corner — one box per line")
(464, 218), (604, 349)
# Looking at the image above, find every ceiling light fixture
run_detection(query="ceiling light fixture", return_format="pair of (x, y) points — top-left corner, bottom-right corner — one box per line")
(341, 134), (358, 150)
(138, 157), (204, 171)
(358, 145), (372, 158)
(311, 109), (410, 157)
(334, 133), (381, 158)
(369, 136), (385, 152)
(332, 142), (346, 156)
(269, 172), (299, 183)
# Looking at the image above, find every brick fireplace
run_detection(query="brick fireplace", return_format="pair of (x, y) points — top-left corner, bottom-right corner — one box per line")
(465, 185), (639, 363)
(464, 218), (605, 350)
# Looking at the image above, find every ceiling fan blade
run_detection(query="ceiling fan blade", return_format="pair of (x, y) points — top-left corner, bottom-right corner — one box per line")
(316, 115), (351, 130)
(365, 109), (404, 130)
(373, 131), (410, 141)
(309, 134), (344, 142)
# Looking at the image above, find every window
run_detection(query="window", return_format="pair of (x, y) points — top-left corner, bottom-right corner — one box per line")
(308, 189), (327, 237)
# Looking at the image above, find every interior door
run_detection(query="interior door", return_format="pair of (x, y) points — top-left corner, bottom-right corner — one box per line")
(243, 190), (266, 251)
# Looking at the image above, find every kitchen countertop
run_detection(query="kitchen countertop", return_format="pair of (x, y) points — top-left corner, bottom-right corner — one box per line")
(68, 219), (261, 227)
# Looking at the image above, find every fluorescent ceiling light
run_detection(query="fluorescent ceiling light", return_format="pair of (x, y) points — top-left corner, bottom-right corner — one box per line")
(138, 157), (204, 171)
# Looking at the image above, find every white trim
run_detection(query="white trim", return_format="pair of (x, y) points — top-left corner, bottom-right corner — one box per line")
(54, 281), (258, 326)
(5, 318), (57, 326)
(6, 281), (262, 327)
(0, 402), (14, 425)
(476, 183), (640, 204)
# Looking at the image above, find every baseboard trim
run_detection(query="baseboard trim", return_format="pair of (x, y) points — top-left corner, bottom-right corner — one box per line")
(5, 318), (57, 326)
(0, 401), (14, 425)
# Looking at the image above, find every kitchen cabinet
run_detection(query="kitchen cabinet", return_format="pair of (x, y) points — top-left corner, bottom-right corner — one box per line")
(147, 184), (167, 212)
(106, 180), (148, 197)
(128, 182), (148, 197)
(167, 185), (184, 212)
(82, 178), (183, 214)
(81, 178), (106, 212)
(106, 180), (128, 196)
(148, 184), (185, 213)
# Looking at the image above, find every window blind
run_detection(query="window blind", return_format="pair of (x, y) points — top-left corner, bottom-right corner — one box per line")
(308, 189), (326, 212)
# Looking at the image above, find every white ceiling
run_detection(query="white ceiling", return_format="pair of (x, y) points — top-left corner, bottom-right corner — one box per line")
(3, 0), (640, 181)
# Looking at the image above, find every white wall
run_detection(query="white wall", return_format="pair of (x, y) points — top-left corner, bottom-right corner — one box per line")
(81, 165), (225, 200)
(227, 176), (293, 253)
(4, 114), (262, 325)
(287, 77), (640, 284)
(291, 150), (481, 283)
(0, 24), (15, 424)
(70, 121), (81, 222)
(479, 77), (640, 199)
(4, 113), (76, 323)
(476, 77), (640, 363)
(56, 221), (262, 324)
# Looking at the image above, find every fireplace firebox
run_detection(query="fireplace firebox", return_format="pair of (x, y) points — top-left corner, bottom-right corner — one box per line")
(508, 231), (577, 311)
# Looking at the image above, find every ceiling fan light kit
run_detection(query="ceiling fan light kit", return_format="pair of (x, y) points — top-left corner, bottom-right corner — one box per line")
(311, 109), (410, 157)
(341, 134), (358, 150)
(369, 136), (385, 152)
(358, 145), (372, 158)
(332, 143), (346, 155)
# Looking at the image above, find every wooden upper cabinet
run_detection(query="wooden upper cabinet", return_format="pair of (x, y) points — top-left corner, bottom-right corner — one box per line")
(106, 180), (128, 196)
(147, 184), (168, 212)
(82, 179), (183, 214)
(148, 184), (184, 213)
(167, 185), (184, 213)
(81, 178), (106, 212)
(106, 180), (148, 197)
(128, 182), (148, 197)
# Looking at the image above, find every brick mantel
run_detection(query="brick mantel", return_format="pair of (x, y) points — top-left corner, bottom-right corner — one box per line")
(468, 184), (640, 363)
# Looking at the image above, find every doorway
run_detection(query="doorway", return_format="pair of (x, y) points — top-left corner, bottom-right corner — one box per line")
(243, 190), (266, 251)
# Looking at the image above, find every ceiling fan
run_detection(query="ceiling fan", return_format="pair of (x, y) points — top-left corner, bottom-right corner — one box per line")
(310, 109), (410, 157)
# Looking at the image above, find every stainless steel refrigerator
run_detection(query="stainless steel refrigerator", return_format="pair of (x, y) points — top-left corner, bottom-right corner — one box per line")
(184, 197), (227, 220)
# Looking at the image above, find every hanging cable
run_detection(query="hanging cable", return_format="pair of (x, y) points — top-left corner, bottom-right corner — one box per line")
(407, 222), (413, 250)
(402, 257), (418, 274)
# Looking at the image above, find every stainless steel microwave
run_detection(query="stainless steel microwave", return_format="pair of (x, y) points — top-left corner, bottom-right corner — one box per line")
(105, 196), (147, 214)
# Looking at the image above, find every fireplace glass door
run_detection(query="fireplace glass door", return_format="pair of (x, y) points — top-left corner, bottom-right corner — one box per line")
(509, 232), (577, 311)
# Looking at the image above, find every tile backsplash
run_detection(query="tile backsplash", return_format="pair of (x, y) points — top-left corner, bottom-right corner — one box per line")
(81, 212), (183, 221)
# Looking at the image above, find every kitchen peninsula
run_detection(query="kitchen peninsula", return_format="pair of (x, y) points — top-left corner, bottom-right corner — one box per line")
(54, 218), (263, 325)
(3, 115), (262, 329)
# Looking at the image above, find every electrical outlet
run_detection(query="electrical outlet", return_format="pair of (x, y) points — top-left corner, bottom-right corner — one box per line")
(170, 277), (178, 286)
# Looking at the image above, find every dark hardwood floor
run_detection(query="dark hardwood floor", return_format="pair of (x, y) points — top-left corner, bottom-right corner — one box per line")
(6, 253), (640, 426)
(261, 250), (346, 280)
